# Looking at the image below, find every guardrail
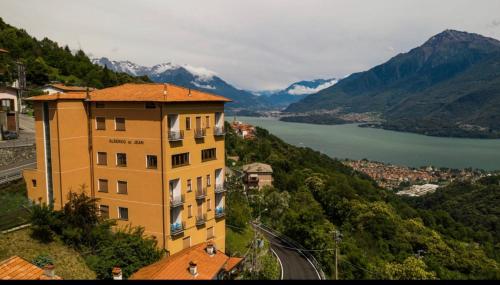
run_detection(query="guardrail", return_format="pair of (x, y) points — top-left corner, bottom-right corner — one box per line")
(256, 223), (326, 280)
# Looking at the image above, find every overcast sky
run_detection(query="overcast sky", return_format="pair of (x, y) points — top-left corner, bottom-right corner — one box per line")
(2, 0), (500, 90)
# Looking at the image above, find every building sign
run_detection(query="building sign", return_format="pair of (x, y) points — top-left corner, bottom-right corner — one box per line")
(109, 138), (144, 145)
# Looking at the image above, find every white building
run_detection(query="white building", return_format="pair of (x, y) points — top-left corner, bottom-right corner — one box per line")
(41, 83), (94, 95)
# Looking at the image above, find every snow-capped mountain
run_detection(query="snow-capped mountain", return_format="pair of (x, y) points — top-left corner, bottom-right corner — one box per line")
(92, 57), (266, 110)
(254, 78), (338, 108)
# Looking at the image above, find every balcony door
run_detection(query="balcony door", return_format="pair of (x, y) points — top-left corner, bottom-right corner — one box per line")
(215, 193), (224, 210)
(168, 114), (179, 132)
(197, 176), (202, 192)
(196, 116), (201, 130)
(215, 168), (223, 186)
(215, 112), (223, 128)
(169, 179), (181, 201)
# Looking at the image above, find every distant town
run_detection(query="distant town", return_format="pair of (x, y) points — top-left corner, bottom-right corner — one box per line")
(343, 159), (498, 196)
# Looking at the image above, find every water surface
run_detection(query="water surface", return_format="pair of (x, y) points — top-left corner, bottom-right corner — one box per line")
(237, 116), (500, 170)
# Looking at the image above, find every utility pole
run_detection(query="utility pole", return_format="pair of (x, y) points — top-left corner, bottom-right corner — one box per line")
(333, 229), (342, 280)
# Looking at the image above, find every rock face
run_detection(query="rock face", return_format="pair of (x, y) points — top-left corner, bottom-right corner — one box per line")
(285, 30), (500, 138)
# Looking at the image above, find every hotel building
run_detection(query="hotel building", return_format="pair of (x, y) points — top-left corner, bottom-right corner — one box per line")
(23, 83), (230, 255)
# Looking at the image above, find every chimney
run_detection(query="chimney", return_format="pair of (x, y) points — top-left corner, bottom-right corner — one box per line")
(43, 263), (55, 279)
(206, 242), (215, 256)
(112, 266), (123, 280)
(189, 260), (198, 276)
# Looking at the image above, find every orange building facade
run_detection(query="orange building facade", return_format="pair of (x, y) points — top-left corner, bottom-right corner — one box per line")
(23, 83), (229, 255)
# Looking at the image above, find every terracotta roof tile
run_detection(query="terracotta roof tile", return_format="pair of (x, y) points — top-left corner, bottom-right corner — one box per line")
(223, 257), (243, 272)
(130, 242), (236, 280)
(27, 83), (231, 103)
(26, 92), (87, 101)
(242, 162), (273, 173)
(0, 256), (61, 280)
(89, 83), (231, 102)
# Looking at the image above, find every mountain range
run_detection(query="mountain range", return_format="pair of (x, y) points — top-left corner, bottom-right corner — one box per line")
(285, 30), (500, 138)
(92, 57), (336, 112)
(92, 57), (266, 111)
(254, 78), (337, 109)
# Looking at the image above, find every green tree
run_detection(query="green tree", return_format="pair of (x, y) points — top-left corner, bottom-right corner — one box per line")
(382, 256), (437, 280)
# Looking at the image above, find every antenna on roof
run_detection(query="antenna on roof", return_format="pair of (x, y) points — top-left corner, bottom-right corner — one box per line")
(163, 84), (167, 101)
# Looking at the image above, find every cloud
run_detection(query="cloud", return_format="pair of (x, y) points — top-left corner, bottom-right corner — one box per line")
(287, 79), (338, 95)
(2, 0), (500, 90)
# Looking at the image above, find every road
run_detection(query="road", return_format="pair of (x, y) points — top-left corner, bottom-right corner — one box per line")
(256, 225), (322, 280)
(18, 113), (35, 133)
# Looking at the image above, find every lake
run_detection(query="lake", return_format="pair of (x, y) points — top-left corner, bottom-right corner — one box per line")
(236, 116), (500, 171)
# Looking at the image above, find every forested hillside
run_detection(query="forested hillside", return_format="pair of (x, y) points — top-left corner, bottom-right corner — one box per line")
(0, 17), (150, 89)
(401, 177), (500, 261)
(225, 122), (500, 279)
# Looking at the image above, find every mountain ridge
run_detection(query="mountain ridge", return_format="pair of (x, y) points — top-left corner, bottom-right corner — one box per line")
(285, 29), (500, 138)
(92, 57), (266, 111)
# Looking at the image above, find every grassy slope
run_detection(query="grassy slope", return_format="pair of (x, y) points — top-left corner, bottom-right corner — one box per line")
(226, 227), (253, 257)
(0, 228), (96, 279)
(0, 179), (31, 231)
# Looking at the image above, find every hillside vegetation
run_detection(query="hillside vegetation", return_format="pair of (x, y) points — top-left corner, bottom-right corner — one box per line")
(0, 17), (150, 89)
(225, 122), (500, 279)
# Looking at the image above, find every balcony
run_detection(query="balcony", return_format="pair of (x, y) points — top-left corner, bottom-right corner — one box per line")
(168, 130), (184, 141)
(170, 221), (186, 236)
(194, 128), (206, 139)
(196, 213), (207, 226)
(214, 184), (226, 194)
(213, 126), (225, 136)
(215, 207), (225, 219)
(195, 187), (207, 200)
(170, 194), (185, 208)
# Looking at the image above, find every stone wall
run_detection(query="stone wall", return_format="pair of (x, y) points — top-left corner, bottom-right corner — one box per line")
(0, 145), (35, 167)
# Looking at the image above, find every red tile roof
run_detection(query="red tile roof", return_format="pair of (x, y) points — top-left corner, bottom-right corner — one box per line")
(129, 242), (242, 280)
(26, 92), (87, 101)
(0, 256), (62, 280)
(28, 83), (231, 103)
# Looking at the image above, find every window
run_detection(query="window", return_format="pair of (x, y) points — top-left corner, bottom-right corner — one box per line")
(145, 102), (156, 109)
(115, 117), (126, 131)
(205, 116), (210, 128)
(96, 117), (106, 130)
(32, 179), (37, 187)
(117, 181), (128, 194)
(96, 102), (105, 108)
(206, 175), (211, 187)
(100, 205), (109, 219)
(98, 179), (108, 192)
(186, 117), (191, 130)
(118, 207), (128, 220)
(207, 227), (214, 239)
(116, 153), (127, 167)
(187, 179), (192, 192)
(97, 152), (108, 165)
(188, 205), (192, 218)
(171, 152), (189, 167)
(207, 198), (212, 211)
(147, 155), (158, 169)
(201, 148), (216, 161)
